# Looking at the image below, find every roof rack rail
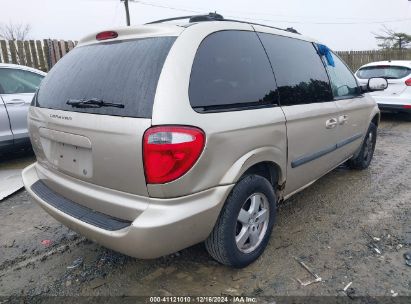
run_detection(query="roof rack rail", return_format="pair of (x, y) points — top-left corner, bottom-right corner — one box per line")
(223, 18), (300, 34)
(146, 12), (223, 24)
(146, 12), (300, 34)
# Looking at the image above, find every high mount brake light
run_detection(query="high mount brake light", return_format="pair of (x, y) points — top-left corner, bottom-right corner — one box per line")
(96, 31), (118, 41)
(143, 126), (205, 184)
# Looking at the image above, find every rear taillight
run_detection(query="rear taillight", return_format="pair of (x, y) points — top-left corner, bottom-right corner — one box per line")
(143, 126), (205, 184)
(403, 105), (411, 109)
(405, 78), (411, 86)
(96, 31), (118, 41)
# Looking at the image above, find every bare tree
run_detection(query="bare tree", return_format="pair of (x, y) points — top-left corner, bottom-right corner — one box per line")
(0, 22), (31, 40)
(373, 25), (411, 50)
(0, 23), (31, 65)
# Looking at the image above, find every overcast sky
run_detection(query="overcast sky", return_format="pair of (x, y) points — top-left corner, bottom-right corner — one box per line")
(0, 0), (410, 50)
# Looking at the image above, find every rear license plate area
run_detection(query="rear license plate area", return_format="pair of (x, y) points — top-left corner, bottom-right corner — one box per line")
(40, 138), (93, 178)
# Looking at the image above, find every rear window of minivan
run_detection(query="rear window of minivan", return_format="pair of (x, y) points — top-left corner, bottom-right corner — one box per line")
(35, 37), (176, 118)
(357, 65), (411, 79)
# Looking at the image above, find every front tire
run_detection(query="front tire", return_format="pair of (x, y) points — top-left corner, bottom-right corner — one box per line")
(205, 175), (276, 268)
(347, 122), (377, 170)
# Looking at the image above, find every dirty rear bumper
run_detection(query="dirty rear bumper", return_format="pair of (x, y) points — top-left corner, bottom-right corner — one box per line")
(378, 103), (411, 114)
(22, 163), (233, 258)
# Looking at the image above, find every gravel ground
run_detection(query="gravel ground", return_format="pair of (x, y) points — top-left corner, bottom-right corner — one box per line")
(0, 114), (410, 300)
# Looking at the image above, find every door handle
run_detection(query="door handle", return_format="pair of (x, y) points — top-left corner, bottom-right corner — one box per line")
(325, 118), (338, 129)
(338, 115), (348, 125)
(6, 99), (25, 105)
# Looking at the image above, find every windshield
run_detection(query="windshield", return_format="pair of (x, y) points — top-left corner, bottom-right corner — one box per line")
(36, 37), (176, 118)
(356, 65), (411, 80)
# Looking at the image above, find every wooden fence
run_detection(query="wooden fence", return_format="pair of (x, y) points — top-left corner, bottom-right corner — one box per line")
(1, 38), (410, 73)
(0, 39), (76, 72)
(336, 49), (411, 71)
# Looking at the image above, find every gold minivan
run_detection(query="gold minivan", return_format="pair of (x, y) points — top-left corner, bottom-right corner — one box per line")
(23, 13), (386, 267)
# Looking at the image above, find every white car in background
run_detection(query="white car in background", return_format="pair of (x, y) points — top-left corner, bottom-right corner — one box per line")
(0, 64), (46, 153)
(355, 61), (411, 119)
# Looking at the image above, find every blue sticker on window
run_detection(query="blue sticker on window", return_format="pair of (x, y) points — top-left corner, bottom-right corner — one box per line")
(317, 44), (335, 67)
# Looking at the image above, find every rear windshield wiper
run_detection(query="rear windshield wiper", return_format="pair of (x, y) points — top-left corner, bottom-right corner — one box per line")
(66, 98), (125, 108)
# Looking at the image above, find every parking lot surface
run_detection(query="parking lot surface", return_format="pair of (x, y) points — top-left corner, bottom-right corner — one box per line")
(0, 115), (410, 298)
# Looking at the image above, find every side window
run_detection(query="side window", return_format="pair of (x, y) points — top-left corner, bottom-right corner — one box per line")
(258, 33), (332, 106)
(189, 31), (278, 111)
(0, 68), (44, 94)
(323, 53), (360, 98)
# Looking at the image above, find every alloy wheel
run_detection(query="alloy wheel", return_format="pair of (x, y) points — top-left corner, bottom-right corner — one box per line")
(235, 193), (270, 253)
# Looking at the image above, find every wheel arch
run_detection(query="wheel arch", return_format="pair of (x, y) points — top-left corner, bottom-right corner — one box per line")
(219, 147), (286, 189)
(371, 112), (380, 127)
(241, 161), (281, 189)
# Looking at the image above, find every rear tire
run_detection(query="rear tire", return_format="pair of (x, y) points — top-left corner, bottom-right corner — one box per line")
(347, 122), (377, 170)
(205, 175), (276, 268)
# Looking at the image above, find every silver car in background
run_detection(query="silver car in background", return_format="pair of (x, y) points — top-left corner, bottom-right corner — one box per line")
(355, 61), (411, 119)
(0, 64), (46, 152)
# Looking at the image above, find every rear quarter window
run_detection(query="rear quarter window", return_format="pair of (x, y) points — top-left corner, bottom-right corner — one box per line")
(36, 37), (176, 118)
(189, 30), (278, 112)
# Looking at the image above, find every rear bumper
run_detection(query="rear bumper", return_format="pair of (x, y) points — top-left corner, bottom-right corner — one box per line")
(371, 94), (411, 113)
(22, 163), (233, 258)
(378, 103), (411, 113)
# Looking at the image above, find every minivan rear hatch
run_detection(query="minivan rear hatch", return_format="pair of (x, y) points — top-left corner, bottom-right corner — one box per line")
(30, 34), (177, 196)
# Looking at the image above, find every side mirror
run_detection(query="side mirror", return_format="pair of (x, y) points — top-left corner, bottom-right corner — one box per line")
(367, 77), (388, 92)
